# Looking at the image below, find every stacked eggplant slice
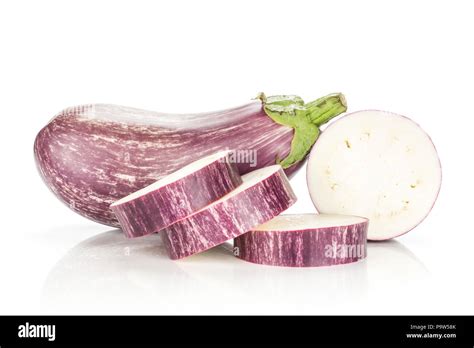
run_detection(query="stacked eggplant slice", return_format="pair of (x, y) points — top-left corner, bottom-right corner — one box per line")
(110, 151), (368, 266)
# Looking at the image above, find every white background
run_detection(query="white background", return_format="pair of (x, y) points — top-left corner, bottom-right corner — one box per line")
(0, 0), (473, 314)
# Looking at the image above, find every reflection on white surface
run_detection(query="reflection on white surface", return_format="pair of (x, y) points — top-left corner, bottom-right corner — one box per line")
(41, 230), (428, 314)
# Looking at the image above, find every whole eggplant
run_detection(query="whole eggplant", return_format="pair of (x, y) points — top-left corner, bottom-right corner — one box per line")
(34, 93), (346, 227)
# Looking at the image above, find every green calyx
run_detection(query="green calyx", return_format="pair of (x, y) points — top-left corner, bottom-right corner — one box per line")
(257, 92), (347, 169)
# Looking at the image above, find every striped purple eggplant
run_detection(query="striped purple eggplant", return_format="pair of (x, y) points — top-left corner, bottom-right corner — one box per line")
(34, 93), (346, 227)
(111, 151), (242, 238)
(161, 165), (297, 260)
(234, 214), (368, 267)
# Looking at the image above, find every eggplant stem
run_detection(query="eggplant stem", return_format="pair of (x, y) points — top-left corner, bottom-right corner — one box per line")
(261, 92), (347, 169)
(306, 93), (347, 126)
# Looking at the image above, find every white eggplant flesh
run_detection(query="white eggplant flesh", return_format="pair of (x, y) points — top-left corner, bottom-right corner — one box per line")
(307, 110), (441, 240)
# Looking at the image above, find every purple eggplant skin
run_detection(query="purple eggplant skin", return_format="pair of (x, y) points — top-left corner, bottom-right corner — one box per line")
(234, 217), (368, 267)
(161, 166), (297, 260)
(34, 94), (346, 227)
(111, 152), (242, 238)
